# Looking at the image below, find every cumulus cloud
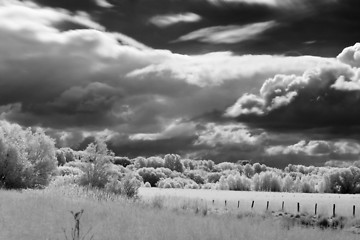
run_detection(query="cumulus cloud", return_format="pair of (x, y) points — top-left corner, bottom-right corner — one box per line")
(195, 123), (267, 148)
(176, 21), (277, 44)
(149, 13), (201, 28)
(266, 139), (360, 160)
(266, 140), (331, 156)
(226, 44), (360, 130)
(337, 43), (360, 68)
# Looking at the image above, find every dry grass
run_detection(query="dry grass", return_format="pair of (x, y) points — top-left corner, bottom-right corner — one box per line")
(140, 188), (360, 217)
(0, 185), (358, 240)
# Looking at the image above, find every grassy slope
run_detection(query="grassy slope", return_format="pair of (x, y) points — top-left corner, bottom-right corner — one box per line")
(0, 187), (357, 240)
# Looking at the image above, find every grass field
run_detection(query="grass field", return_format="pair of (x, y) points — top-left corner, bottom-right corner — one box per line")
(0, 185), (359, 240)
(139, 187), (360, 217)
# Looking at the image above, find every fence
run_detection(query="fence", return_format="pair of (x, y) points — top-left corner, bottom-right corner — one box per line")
(207, 199), (357, 217)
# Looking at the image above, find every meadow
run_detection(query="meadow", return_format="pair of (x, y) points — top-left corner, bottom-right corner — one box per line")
(140, 188), (360, 217)
(1, 185), (360, 240)
(1, 121), (360, 239)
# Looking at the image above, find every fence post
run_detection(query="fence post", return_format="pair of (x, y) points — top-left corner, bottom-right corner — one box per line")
(266, 201), (269, 211)
(225, 200), (227, 207)
(282, 201), (284, 211)
(297, 202), (300, 213)
(315, 203), (317, 215)
(251, 200), (255, 209)
(353, 205), (356, 217)
(238, 201), (240, 208)
(333, 204), (336, 217)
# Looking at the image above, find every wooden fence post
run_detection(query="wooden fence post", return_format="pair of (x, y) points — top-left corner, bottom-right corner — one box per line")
(315, 203), (317, 215)
(251, 200), (255, 209)
(225, 200), (227, 207)
(266, 201), (269, 211)
(297, 202), (300, 213)
(282, 201), (284, 211)
(353, 205), (356, 217)
(333, 204), (336, 217)
(238, 201), (240, 208)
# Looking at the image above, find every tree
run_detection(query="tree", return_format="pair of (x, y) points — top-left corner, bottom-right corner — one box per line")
(0, 121), (57, 189)
(79, 138), (115, 188)
(164, 154), (184, 172)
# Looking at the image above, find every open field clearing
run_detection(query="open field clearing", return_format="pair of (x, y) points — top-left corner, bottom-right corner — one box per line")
(140, 188), (360, 217)
(0, 186), (359, 240)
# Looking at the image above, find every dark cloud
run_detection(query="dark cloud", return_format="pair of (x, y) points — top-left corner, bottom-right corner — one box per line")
(26, 0), (359, 56)
(29, 0), (105, 11)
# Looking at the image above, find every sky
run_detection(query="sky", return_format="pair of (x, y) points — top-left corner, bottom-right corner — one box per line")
(1, 0), (360, 167)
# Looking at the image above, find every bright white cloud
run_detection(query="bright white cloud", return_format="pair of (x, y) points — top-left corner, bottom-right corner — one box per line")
(266, 140), (360, 157)
(150, 12), (201, 28)
(176, 21), (277, 44)
(195, 123), (267, 147)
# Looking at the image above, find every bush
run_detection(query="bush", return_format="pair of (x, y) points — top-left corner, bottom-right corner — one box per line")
(137, 167), (167, 187)
(78, 139), (115, 188)
(58, 166), (83, 176)
(105, 174), (141, 198)
(157, 177), (198, 189)
(0, 121), (57, 189)
(79, 160), (112, 188)
(112, 157), (131, 167)
(164, 154), (184, 172)
(184, 170), (205, 184)
(207, 172), (221, 183)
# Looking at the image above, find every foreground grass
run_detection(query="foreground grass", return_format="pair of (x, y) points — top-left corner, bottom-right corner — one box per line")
(0, 186), (358, 240)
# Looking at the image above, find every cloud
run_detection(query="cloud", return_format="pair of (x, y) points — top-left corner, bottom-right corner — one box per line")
(226, 44), (360, 130)
(0, 1), (104, 30)
(94, 0), (113, 8)
(30, 0), (107, 10)
(2, 1), (360, 167)
(265, 139), (360, 164)
(176, 21), (277, 44)
(149, 13), (201, 28)
(266, 140), (332, 156)
(195, 123), (267, 148)
(130, 120), (198, 141)
(0, 2), (336, 135)
(337, 43), (360, 68)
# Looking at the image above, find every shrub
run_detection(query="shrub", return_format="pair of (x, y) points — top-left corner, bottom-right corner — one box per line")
(78, 138), (115, 188)
(184, 170), (205, 184)
(207, 172), (221, 183)
(164, 154), (184, 172)
(105, 174), (141, 198)
(0, 121), (57, 189)
(112, 157), (131, 167)
(121, 174), (141, 198)
(157, 177), (198, 189)
(137, 167), (167, 187)
(227, 174), (252, 191)
(79, 160), (112, 188)
(58, 166), (83, 176)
